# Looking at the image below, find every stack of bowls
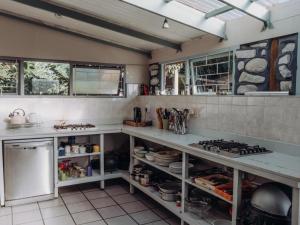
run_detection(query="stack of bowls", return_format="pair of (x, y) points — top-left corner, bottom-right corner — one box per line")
(134, 146), (148, 158)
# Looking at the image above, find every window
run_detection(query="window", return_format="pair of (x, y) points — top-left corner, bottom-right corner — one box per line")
(24, 61), (70, 95)
(191, 52), (233, 95)
(162, 61), (187, 95)
(0, 60), (19, 94)
(73, 65), (125, 96)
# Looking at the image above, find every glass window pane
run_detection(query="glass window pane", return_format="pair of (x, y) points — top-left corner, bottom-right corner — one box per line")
(191, 52), (233, 94)
(0, 60), (18, 94)
(24, 61), (70, 95)
(73, 67), (122, 95)
(163, 62), (186, 95)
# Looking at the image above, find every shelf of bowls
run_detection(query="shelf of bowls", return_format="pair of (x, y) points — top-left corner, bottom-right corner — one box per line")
(131, 143), (257, 225)
(57, 135), (101, 185)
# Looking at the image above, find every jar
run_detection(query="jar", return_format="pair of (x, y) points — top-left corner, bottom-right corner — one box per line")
(65, 145), (71, 155)
(93, 144), (100, 153)
(58, 147), (65, 156)
(79, 145), (86, 154)
(72, 145), (80, 154)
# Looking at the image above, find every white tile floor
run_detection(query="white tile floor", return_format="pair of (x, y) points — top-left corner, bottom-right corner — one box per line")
(0, 182), (181, 225)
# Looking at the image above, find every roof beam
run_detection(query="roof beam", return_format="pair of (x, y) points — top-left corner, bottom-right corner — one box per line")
(11, 0), (181, 50)
(217, 0), (271, 27)
(121, 0), (226, 39)
(0, 11), (152, 57)
(205, 5), (233, 19)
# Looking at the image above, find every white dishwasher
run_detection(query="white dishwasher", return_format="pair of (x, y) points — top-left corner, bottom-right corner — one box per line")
(4, 138), (54, 201)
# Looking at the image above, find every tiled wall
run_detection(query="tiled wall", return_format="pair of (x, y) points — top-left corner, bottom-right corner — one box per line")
(135, 96), (300, 147)
(0, 84), (139, 129)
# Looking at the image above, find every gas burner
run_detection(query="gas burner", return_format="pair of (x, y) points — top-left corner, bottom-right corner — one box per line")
(54, 123), (96, 131)
(189, 139), (272, 158)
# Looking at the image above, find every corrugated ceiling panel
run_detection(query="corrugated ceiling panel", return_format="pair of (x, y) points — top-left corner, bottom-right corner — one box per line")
(49, 0), (206, 43)
(176, 0), (291, 20)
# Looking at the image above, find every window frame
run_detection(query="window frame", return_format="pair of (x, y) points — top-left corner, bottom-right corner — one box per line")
(190, 51), (234, 95)
(71, 63), (126, 97)
(161, 60), (189, 95)
(0, 58), (21, 95)
(0, 56), (126, 98)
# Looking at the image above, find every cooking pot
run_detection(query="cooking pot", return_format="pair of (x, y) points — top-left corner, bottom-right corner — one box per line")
(159, 191), (178, 202)
(9, 108), (26, 125)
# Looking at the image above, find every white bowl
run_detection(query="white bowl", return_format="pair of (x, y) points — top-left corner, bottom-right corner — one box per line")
(145, 153), (155, 161)
(134, 146), (145, 154)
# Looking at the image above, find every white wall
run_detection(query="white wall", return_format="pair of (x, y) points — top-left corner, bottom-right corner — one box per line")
(0, 15), (147, 129)
(136, 95), (300, 155)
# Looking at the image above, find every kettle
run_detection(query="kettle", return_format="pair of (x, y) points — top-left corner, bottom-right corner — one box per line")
(9, 108), (26, 125)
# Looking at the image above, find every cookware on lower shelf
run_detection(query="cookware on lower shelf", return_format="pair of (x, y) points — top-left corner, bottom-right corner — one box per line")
(169, 162), (194, 174)
(158, 182), (181, 202)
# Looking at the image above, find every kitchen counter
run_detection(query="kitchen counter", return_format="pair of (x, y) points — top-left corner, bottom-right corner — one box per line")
(122, 126), (300, 187)
(0, 124), (123, 140)
(1, 125), (300, 186)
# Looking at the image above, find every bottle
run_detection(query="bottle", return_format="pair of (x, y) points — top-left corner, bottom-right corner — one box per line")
(87, 164), (93, 177)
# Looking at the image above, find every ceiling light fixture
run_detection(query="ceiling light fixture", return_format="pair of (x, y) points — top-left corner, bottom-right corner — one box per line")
(162, 18), (170, 29)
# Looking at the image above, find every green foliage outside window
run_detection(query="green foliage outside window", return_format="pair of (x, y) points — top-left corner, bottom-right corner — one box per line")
(24, 61), (70, 95)
(0, 61), (18, 94)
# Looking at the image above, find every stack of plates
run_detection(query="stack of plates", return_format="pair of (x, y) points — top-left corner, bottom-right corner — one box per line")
(169, 162), (194, 174)
(153, 151), (181, 167)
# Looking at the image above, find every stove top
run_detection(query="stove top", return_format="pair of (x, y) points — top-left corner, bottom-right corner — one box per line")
(189, 139), (272, 158)
(54, 123), (96, 131)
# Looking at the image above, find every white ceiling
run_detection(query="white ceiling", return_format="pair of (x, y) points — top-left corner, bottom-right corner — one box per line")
(0, 0), (206, 53)
(0, 0), (291, 54)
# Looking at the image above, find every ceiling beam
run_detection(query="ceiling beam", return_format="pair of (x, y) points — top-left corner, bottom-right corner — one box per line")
(0, 11), (152, 58)
(217, 0), (271, 27)
(121, 0), (226, 39)
(205, 5), (233, 19)
(11, 0), (181, 51)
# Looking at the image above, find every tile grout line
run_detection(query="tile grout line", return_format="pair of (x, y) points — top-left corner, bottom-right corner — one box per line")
(59, 192), (80, 225)
(80, 188), (108, 225)
(37, 201), (46, 225)
(104, 185), (163, 225)
(104, 186), (142, 225)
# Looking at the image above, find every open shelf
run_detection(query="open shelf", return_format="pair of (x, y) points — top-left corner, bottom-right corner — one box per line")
(57, 170), (101, 187)
(185, 179), (232, 204)
(104, 170), (129, 180)
(130, 180), (181, 217)
(133, 155), (182, 180)
(58, 152), (101, 159)
(182, 211), (230, 225)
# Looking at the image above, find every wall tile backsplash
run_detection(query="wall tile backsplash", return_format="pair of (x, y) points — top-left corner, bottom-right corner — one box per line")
(135, 96), (300, 146)
(0, 84), (139, 129)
